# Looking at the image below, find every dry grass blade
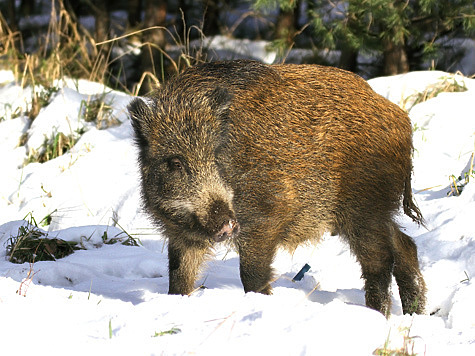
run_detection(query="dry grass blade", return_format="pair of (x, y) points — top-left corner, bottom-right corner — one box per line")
(2, 0), (113, 88)
(0, 12), (24, 80)
(402, 73), (468, 111)
(373, 324), (423, 356)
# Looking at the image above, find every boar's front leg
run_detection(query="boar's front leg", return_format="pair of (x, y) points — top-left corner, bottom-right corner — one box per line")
(168, 240), (209, 295)
(237, 232), (278, 295)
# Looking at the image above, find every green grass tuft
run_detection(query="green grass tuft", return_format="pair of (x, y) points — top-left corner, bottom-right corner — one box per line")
(6, 214), (82, 264)
(448, 152), (475, 196)
(152, 327), (181, 337)
(26, 131), (79, 165)
(80, 93), (120, 130)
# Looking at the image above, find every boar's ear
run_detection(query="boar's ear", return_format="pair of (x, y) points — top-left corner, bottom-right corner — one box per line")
(208, 87), (232, 120)
(128, 97), (154, 149)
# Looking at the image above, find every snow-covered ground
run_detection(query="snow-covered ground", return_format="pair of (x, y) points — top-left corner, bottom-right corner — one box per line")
(0, 65), (474, 355)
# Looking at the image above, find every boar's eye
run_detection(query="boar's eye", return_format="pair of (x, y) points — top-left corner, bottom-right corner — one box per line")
(167, 157), (184, 172)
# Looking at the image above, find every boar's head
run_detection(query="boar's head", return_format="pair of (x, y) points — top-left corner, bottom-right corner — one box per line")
(128, 86), (239, 246)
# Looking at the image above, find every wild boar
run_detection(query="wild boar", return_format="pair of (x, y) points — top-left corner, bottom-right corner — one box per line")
(128, 59), (426, 315)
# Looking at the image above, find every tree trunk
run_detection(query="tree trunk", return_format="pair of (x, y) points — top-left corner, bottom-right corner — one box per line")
(143, 0), (167, 48)
(20, 0), (34, 16)
(128, 0), (142, 29)
(6, 0), (18, 33)
(383, 40), (410, 75)
(202, 0), (220, 36)
(339, 47), (358, 72)
(274, 2), (300, 45)
(140, 0), (168, 94)
(94, 0), (110, 44)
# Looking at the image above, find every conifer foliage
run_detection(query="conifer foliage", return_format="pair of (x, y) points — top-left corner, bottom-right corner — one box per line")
(255, 0), (475, 75)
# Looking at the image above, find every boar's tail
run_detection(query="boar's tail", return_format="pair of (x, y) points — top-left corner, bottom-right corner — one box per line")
(403, 171), (425, 227)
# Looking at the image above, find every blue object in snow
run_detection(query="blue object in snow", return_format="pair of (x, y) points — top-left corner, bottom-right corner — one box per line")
(292, 263), (311, 282)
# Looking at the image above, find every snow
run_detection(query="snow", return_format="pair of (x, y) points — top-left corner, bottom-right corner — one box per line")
(195, 35), (279, 64)
(1, 67), (474, 355)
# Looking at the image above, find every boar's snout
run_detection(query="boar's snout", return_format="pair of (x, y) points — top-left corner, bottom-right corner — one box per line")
(214, 219), (240, 242)
(204, 200), (240, 242)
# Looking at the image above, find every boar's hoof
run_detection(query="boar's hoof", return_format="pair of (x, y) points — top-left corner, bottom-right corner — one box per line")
(214, 220), (240, 242)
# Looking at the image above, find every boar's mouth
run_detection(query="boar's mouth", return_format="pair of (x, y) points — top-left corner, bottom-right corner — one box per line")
(203, 200), (240, 243)
(212, 219), (240, 242)
(185, 216), (239, 243)
(160, 198), (240, 243)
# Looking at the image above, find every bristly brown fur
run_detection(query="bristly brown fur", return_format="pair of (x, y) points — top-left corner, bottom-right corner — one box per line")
(129, 59), (427, 315)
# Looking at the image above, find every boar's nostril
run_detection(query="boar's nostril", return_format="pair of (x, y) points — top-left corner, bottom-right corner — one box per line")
(206, 199), (238, 241)
(213, 219), (239, 242)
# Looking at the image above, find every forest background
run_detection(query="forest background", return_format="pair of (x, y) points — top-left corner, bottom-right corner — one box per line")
(1, 0), (474, 97)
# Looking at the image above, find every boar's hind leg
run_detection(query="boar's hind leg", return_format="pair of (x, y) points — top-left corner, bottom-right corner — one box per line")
(392, 226), (427, 314)
(344, 223), (394, 316)
(168, 241), (209, 295)
(238, 234), (278, 295)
